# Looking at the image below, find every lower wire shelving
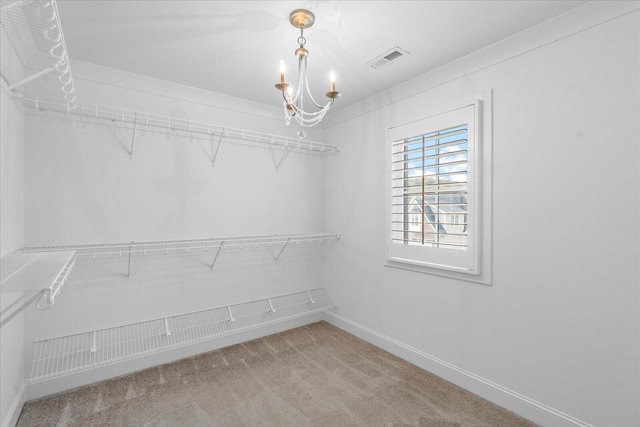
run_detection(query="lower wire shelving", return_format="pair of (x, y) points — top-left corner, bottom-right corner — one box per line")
(26, 287), (334, 385)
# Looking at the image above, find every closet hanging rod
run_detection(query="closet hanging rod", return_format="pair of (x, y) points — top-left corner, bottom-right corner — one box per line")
(16, 93), (340, 154)
(19, 232), (341, 257)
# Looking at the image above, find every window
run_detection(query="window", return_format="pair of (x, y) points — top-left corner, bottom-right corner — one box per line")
(387, 102), (481, 274)
(391, 124), (469, 250)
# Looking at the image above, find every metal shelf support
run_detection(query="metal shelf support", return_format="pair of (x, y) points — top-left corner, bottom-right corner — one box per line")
(209, 241), (224, 270)
(6, 67), (53, 90)
(274, 237), (292, 261)
(127, 241), (134, 277)
(163, 318), (171, 336)
(129, 113), (138, 159)
(271, 144), (290, 170)
(211, 130), (225, 166)
(90, 331), (97, 353)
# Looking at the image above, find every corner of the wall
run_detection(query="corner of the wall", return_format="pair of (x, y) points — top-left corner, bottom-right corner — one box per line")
(1, 382), (25, 427)
(322, 311), (593, 427)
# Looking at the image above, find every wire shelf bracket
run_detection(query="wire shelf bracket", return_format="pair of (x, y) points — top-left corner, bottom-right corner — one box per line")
(26, 287), (336, 385)
(129, 113), (138, 158)
(7, 66), (51, 90)
(271, 142), (291, 170)
(209, 241), (224, 270)
(210, 129), (225, 167)
(273, 236), (292, 261)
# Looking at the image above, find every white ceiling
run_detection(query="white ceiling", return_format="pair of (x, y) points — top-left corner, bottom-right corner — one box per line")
(56, 1), (588, 112)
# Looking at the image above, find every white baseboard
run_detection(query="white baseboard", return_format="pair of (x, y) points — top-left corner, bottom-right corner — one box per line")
(323, 311), (593, 427)
(1, 383), (25, 427)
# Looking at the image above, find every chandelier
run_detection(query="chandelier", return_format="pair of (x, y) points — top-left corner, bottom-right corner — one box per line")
(275, 9), (340, 129)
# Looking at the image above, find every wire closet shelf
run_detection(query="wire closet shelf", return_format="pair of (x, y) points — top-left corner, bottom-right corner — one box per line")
(0, 250), (76, 328)
(17, 93), (340, 155)
(27, 287), (335, 385)
(19, 232), (341, 258)
(1, 0), (77, 108)
(19, 232), (341, 277)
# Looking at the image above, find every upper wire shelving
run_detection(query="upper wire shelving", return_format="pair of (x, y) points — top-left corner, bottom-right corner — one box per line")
(1, 0), (76, 108)
(17, 93), (340, 164)
(2, 1), (339, 164)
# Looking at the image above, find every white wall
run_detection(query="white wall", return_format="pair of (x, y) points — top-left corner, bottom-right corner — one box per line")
(0, 91), (24, 256)
(0, 87), (26, 425)
(20, 62), (333, 391)
(322, 2), (639, 426)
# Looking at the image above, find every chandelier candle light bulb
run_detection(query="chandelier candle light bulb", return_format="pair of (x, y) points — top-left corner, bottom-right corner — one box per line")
(286, 87), (294, 110)
(275, 9), (341, 129)
(279, 59), (286, 84)
(275, 59), (289, 92)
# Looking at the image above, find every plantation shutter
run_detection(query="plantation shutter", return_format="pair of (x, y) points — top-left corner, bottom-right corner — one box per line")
(390, 125), (469, 251)
(386, 102), (480, 274)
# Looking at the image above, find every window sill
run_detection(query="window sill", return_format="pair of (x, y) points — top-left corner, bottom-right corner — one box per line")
(384, 260), (491, 286)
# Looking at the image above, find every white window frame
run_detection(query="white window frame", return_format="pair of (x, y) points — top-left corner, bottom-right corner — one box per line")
(386, 94), (491, 282)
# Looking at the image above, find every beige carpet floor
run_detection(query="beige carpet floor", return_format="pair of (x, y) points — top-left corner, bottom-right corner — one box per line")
(17, 321), (534, 427)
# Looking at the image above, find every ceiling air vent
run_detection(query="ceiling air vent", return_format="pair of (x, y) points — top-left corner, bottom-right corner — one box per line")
(366, 46), (410, 69)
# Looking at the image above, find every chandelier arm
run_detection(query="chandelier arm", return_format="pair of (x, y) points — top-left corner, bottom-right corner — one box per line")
(297, 57), (305, 109)
(284, 104), (293, 125)
(287, 57), (332, 115)
(302, 57), (325, 109)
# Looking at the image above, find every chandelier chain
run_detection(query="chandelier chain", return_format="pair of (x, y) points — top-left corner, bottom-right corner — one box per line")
(297, 29), (306, 47)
